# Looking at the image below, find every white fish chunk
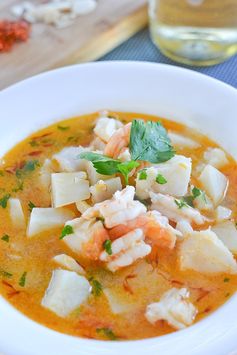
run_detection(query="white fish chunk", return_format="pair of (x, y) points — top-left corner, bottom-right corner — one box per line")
(180, 229), (237, 274)
(8, 198), (25, 229)
(150, 192), (205, 225)
(198, 164), (228, 206)
(145, 288), (197, 330)
(168, 132), (200, 149)
(52, 146), (90, 172)
(90, 177), (122, 204)
(136, 155), (192, 199)
(203, 148), (229, 169)
(52, 254), (85, 274)
(94, 116), (123, 143)
(214, 206), (232, 222)
(212, 221), (237, 254)
(41, 269), (91, 317)
(51, 171), (90, 207)
(27, 207), (74, 237)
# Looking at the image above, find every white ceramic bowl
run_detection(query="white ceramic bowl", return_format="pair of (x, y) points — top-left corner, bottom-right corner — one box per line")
(0, 62), (237, 355)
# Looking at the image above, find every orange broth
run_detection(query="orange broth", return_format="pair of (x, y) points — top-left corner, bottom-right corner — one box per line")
(0, 111), (236, 340)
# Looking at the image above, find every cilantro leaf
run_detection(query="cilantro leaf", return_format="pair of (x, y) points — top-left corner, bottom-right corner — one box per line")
(224, 277), (230, 283)
(96, 327), (117, 340)
(192, 186), (202, 199)
(60, 225), (74, 240)
(0, 194), (11, 209)
(103, 239), (113, 255)
(117, 160), (139, 185)
(138, 169), (147, 180)
(129, 120), (175, 163)
(16, 160), (40, 178)
(57, 125), (70, 131)
(156, 173), (167, 185)
(174, 199), (188, 209)
(0, 267), (12, 278)
(12, 181), (24, 193)
(89, 277), (103, 296)
(19, 272), (27, 287)
(183, 195), (194, 207)
(28, 201), (36, 212)
(1, 234), (10, 242)
(79, 152), (120, 175)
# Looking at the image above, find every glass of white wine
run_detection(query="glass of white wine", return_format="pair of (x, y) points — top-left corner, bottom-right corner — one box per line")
(149, 0), (237, 66)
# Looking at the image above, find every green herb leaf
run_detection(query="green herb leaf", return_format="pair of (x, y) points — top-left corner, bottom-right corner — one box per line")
(60, 225), (74, 240)
(174, 199), (188, 209)
(0, 170), (4, 176)
(224, 277), (230, 282)
(79, 152), (139, 184)
(79, 152), (120, 175)
(0, 267), (12, 278)
(28, 201), (36, 212)
(130, 119), (175, 163)
(103, 239), (112, 255)
(16, 160), (40, 178)
(89, 277), (103, 296)
(58, 125), (70, 131)
(138, 169), (147, 180)
(1, 234), (10, 242)
(183, 195), (194, 207)
(19, 272), (27, 287)
(0, 194), (11, 209)
(12, 181), (24, 193)
(29, 140), (39, 147)
(156, 173), (167, 185)
(117, 160), (140, 185)
(192, 186), (202, 199)
(96, 327), (117, 340)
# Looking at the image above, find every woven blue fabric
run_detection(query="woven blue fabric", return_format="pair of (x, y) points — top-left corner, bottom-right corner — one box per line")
(98, 28), (237, 88)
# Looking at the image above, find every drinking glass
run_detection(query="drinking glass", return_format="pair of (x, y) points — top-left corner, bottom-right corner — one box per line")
(149, 0), (237, 66)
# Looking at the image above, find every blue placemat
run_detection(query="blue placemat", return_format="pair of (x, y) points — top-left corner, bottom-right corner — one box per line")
(98, 28), (237, 88)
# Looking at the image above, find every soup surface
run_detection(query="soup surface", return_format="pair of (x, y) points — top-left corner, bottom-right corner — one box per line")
(0, 111), (237, 341)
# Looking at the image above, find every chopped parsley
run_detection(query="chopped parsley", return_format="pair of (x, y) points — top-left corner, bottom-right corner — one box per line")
(29, 140), (39, 147)
(19, 272), (27, 287)
(174, 199), (188, 209)
(224, 277), (230, 283)
(156, 173), (167, 185)
(16, 160), (40, 178)
(12, 181), (24, 193)
(138, 169), (147, 180)
(192, 186), (202, 199)
(96, 327), (117, 340)
(60, 225), (74, 239)
(103, 240), (112, 255)
(0, 194), (11, 209)
(57, 125), (70, 131)
(1, 234), (10, 243)
(0, 170), (4, 176)
(28, 201), (36, 212)
(0, 267), (12, 278)
(89, 277), (103, 296)
(129, 119), (175, 163)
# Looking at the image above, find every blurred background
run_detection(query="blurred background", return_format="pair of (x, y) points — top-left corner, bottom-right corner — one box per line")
(0, 0), (237, 89)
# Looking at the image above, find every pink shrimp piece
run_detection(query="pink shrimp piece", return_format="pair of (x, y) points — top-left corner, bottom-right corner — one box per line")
(104, 123), (132, 159)
(108, 211), (177, 249)
(83, 227), (109, 261)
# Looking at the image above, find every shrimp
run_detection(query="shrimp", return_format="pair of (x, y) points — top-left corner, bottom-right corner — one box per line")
(62, 217), (109, 261)
(83, 186), (147, 228)
(109, 211), (181, 249)
(100, 229), (151, 272)
(104, 122), (131, 159)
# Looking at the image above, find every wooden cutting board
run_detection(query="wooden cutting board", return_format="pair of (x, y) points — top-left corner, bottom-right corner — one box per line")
(0, 0), (148, 90)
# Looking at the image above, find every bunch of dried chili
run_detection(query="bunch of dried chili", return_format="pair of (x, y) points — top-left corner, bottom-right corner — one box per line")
(0, 20), (31, 52)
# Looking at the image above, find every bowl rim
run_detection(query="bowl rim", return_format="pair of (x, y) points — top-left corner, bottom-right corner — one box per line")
(0, 61), (237, 355)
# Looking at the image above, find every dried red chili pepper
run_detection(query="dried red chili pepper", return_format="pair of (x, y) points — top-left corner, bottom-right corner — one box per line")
(0, 20), (31, 52)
